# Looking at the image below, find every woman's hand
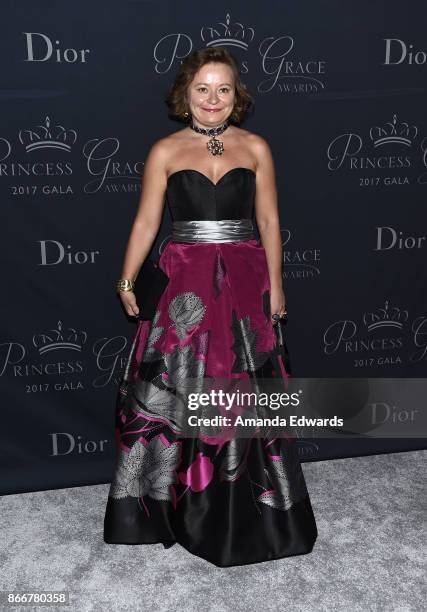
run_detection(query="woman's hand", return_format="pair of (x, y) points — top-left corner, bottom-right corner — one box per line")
(270, 286), (286, 325)
(119, 290), (140, 317)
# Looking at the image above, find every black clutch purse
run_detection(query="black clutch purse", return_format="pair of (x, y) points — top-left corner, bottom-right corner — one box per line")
(133, 259), (169, 321)
(272, 315), (293, 376)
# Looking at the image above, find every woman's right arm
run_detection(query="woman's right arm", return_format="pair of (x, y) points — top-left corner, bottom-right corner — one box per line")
(119, 138), (169, 317)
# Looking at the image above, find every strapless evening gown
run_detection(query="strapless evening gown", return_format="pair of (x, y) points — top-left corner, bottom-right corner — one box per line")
(103, 168), (317, 567)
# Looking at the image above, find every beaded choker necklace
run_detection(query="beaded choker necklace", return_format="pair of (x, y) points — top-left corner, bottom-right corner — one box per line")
(189, 120), (229, 156)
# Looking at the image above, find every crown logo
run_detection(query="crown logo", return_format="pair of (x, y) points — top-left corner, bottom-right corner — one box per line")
(200, 13), (255, 50)
(369, 113), (418, 147)
(19, 116), (77, 152)
(362, 300), (408, 331)
(32, 320), (87, 354)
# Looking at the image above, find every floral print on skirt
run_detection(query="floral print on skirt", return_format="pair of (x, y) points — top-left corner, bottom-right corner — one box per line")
(103, 238), (317, 567)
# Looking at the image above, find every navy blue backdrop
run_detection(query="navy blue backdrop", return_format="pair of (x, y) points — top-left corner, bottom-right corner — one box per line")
(1, 1), (426, 494)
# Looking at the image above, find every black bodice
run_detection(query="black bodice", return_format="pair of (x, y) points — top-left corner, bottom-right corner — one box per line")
(165, 167), (255, 221)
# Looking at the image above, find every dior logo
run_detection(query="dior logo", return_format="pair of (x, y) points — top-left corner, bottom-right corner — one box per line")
(374, 227), (426, 251)
(38, 240), (100, 265)
(383, 38), (427, 65)
(295, 441), (320, 457)
(370, 403), (418, 425)
(50, 433), (108, 456)
(23, 32), (90, 63)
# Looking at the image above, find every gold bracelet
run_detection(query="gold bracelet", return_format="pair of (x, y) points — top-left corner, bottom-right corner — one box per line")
(116, 279), (135, 292)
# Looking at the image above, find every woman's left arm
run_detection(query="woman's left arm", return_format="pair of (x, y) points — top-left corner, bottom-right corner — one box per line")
(251, 135), (286, 320)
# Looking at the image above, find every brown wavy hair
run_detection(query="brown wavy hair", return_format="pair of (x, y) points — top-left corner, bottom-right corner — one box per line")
(165, 47), (254, 125)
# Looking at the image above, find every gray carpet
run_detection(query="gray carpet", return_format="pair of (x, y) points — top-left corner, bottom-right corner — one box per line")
(1, 450), (425, 612)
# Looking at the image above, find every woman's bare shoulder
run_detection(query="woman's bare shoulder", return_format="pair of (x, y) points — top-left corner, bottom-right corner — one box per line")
(232, 126), (270, 151)
(245, 129), (270, 149)
(235, 128), (273, 169)
(146, 128), (188, 164)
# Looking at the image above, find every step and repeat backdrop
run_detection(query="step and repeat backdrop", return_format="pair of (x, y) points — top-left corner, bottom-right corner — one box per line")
(1, 1), (426, 494)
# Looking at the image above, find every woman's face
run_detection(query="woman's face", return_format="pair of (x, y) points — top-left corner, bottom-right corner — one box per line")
(186, 62), (236, 128)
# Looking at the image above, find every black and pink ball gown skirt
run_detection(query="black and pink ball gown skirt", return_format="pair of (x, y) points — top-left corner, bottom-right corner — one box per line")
(103, 168), (317, 567)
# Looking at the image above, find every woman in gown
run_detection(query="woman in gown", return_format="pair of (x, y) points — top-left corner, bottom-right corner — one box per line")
(103, 46), (317, 567)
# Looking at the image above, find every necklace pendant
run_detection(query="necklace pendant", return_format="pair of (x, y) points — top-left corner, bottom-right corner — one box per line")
(207, 136), (224, 156)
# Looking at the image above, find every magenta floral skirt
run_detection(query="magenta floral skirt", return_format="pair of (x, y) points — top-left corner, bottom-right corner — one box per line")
(103, 238), (317, 567)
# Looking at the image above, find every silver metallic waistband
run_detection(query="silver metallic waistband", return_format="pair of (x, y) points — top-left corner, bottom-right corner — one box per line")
(172, 219), (255, 243)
